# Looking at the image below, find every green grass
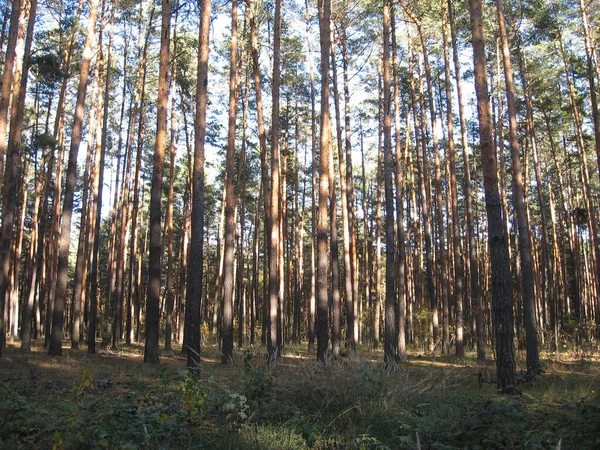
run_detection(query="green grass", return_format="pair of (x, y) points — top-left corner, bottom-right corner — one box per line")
(0, 342), (599, 449)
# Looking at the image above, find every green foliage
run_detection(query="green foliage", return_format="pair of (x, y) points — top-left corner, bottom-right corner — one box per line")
(2, 346), (600, 449)
(180, 371), (215, 423)
(216, 390), (250, 431)
(76, 366), (95, 395)
(243, 349), (274, 406)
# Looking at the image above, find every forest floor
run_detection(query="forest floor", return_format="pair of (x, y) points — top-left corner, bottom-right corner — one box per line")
(1, 340), (599, 449)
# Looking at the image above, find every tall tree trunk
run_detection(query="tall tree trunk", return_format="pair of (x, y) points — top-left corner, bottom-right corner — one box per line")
(237, 70), (249, 349)
(390, 5), (407, 358)
(22, 152), (45, 352)
(329, 36), (343, 358)
(186, 0), (211, 372)
(374, 79), (383, 349)
(88, 3), (113, 354)
(267, 0), (282, 363)
(383, 0), (397, 366)
(145, 0), (171, 364)
(578, 0), (600, 180)
(441, 0), (464, 358)
(6, 0), (36, 353)
(304, 0), (317, 353)
(516, 41), (553, 355)
(360, 123), (370, 346)
(48, 0), (99, 356)
(221, 0), (238, 364)
(340, 24), (359, 351)
(469, 0), (518, 393)
(316, 0), (331, 363)
(557, 30), (600, 340)
(164, 16), (178, 351)
(448, 0), (483, 360)
(0, 0), (22, 191)
(495, 0), (539, 375)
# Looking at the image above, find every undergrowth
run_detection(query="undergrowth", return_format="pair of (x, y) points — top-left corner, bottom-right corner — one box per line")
(0, 344), (598, 449)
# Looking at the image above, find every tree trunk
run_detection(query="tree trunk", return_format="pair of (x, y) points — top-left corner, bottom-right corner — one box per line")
(390, 5), (407, 358)
(186, 0), (211, 372)
(329, 36), (343, 358)
(267, 0), (282, 363)
(221, 0), (238, 364)
(316, 0), (332, 363)
(468, 0), (518, 394)
(340, 25), (359, 351)
(448, 0), (484, 361)
(0, 0), (23, 191)
(441, 0), (464, 358)
(48, 0), (99, 357)
(495, 0), (539, 375)
(164, 16), (179, 352)
(144, 0), (171, 364)
(383, 0), (397, 366)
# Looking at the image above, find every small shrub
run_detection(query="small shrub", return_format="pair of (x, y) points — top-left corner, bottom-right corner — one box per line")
(180, 371), (215, 423)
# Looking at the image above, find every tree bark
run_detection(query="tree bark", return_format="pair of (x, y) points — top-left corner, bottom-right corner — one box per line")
(267, 0), (283, 363)
(316, 0), (332, 363)
(48, 0), (99, 356)
(221, 0), (238, 364)
(468, 0), (518, 393)
(441, 0), (464, 358)
(186, 0), (211, 372)
(144, 0), (171, 364)
(383, 0), (397, 366)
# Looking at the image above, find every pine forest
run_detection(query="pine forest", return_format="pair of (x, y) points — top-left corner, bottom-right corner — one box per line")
(0, 0), (600, 448)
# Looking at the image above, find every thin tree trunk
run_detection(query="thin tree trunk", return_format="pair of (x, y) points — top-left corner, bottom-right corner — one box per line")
(48, 0), (99, 356)
(442, 0), (464, 358)
(221, 0), (238, 364)
(10, 0), (38, 353)
(340, 24), (359, 351)
(88, 3), (113, 354)
(237, 70), (249, 349)
(329, 36), (342, 358)
(390, 5), (406, 358)
(383, 0), (397, 366)
(164, 17), (178, 351)
(449, 0), (483, 360)
(374, 78), (383, 350)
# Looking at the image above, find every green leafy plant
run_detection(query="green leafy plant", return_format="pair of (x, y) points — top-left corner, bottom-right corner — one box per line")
(243, 349), (274, 406)
(180, 371), (215, 423)
(76, 366), (94, 396)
